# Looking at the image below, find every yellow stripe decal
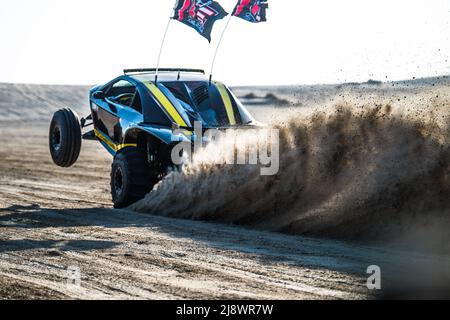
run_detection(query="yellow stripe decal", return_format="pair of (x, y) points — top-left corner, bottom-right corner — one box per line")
(215, 82), (236, 125)
(94, 129), (117, 151)
(94, 129), (136, 152)
(117, 143), (137, 150)
(145, 82), (188, 127)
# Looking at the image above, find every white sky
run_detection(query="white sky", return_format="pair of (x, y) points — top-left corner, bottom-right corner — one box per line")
(0, 0), (449, 86)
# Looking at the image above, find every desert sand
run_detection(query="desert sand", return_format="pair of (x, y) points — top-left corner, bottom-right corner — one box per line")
(0, 78), (449, 299)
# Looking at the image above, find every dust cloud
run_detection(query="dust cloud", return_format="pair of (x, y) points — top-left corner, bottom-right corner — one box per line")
(131, 82), (450, 252)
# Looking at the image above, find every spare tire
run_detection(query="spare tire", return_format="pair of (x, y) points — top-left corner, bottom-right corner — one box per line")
(49, 108), (82, 167)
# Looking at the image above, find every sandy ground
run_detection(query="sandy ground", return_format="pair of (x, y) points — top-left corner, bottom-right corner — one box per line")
(0, 125), (373, 299)
(0, 80), (449, 299)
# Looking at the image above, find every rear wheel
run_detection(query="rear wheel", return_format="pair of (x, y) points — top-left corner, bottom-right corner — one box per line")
(110, 148), (157, 208)
(49, 108), (82, 167)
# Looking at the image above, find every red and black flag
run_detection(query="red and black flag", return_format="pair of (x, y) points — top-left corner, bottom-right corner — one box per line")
(232, 0), (268, 23)
(173, 0), (228, 42)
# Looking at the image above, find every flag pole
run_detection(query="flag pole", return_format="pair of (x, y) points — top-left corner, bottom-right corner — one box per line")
(209, 14), (233, 85)
(155, 3), (177, 83)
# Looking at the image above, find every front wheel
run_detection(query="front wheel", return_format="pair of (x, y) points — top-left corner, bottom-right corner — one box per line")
(49, 108), (82, 167)
(110, 148), (156, 208)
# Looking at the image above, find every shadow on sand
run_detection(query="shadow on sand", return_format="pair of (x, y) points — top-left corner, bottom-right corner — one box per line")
(1, 204), (450, 299)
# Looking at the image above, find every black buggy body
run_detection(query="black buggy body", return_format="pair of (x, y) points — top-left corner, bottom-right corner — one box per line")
(49, 68), (259, 208)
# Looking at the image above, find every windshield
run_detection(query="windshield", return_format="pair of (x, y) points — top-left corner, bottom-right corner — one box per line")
(137, 77), (254, 127)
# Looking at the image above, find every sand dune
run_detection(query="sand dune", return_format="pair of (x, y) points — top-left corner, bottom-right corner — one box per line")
(0, 83), (90, 123)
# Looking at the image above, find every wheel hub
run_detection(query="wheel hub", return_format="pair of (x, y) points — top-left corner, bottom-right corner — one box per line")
(114, 167), (124, 195)
(51, 126), (61, 152)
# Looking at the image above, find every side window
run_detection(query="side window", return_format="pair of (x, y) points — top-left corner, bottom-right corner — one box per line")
(105, 80), (136, 108)
(130, 91), (142, 114)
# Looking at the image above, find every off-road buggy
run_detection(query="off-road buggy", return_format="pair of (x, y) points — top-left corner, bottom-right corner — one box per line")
(49, 68), (258, 208)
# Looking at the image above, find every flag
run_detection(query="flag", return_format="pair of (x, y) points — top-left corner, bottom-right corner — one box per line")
(232, 0), (268, 23)
(173, 0), (228, 42)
